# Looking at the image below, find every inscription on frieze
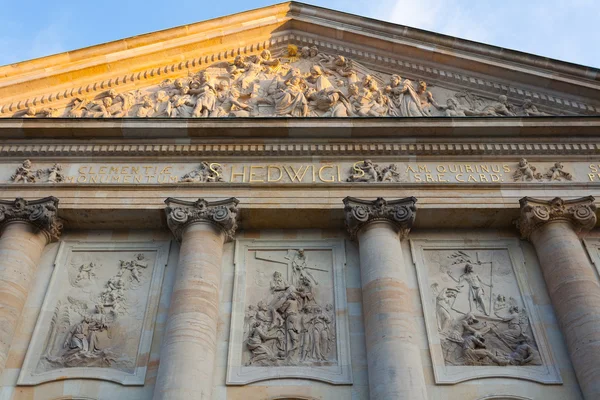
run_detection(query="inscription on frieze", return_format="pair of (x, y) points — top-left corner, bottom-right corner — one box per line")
(4, 159), (593, 185)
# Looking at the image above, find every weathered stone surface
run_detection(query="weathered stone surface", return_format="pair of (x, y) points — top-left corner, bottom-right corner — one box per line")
(155, 198), (240, 400)
(17, 241), (170, 385)
(344, 197), (427, 400)
(520, 196), (600, 400)
(411, 238), (562, 384)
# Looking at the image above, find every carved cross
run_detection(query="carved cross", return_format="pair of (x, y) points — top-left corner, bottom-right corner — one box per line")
(255, 249), (327, 287)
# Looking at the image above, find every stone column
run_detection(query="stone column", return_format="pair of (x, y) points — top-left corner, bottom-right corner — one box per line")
(154, 198), (239, 400)
(519, 196), (599, 400)
(343, 197), (427, 400)
(0, 197), (61, 377)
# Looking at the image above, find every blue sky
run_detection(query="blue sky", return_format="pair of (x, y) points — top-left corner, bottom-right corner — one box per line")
(0, 0), (598, 68)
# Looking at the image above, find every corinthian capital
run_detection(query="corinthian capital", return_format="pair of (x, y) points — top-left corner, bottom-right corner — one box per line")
(165, 197), (240, 242)
(343, 196), (417, 240)
(518, 196), (597, 239)
(0, 197), (62, 242)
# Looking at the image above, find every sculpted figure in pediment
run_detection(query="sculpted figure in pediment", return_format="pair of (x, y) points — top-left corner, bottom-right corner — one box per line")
(12, 43), (559, 119)
(318, 54), (358, 86)
(519, 99), (550, 116)
(189, 71), (218, 117)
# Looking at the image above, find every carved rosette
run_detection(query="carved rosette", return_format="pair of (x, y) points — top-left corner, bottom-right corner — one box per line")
(165, 197), (240, 242)
(518, 196), (597, 239)
(0, 197), (63, 242)
(343, 196), (417, 240)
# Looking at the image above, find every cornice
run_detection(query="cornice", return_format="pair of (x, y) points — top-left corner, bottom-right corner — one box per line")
(1, 28), (598, 117)
(1, 141), (600, 158)
(287, 2), (599, 86)
(287, 33), (599, 116)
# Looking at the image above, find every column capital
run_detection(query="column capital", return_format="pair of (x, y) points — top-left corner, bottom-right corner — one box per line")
(343, 196), (417, 240)
(0, 197), (62, 242)
(165, 197), (240, 242)
(518, 196), (597, 239)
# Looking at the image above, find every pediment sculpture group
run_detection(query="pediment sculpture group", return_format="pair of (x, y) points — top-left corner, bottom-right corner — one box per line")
(18, 45), (550, 119)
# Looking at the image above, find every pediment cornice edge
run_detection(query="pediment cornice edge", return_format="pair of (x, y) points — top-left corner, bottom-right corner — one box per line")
(1, 32), (598, 117)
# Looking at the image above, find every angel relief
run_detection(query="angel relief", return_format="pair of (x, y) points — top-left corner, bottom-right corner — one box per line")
(39, 253), (153, 372)
(428, 250), (542, 367)
(16, 45), (555, 119)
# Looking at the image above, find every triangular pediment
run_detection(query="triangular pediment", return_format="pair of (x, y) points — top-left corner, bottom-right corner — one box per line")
(1, 2), (598, 118)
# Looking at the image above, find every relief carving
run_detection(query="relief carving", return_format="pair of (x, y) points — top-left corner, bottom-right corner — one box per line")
(228, 239), (352, 385)
(181, 161), (224, 183)
(430, 251), (541, 367)
(544, 162), (572, 181)
(43, 253), (151, 369)
(14, 46), (554, 119)
(346, 160), (405, 183)
(512, 158), (573, 182)
(0, 196), (62, 241)
(11, 160), (37, 183)
(10, 160), (65, 183)
(19, 242), (169, 385)
(512, 158), (541, 181)
(412, 239), (562, 384)
(243, 249), (335, 366)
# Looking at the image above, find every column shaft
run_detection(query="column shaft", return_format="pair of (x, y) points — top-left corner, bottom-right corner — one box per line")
(519, 196), (599, 399)
(0, 222), (47, 376)
(154, 197), (238, 400)
(154, 222), (225, 400)
(358, 221), (427, 400)
(531, 221), (600, 399)
(0, 196), (60, 378)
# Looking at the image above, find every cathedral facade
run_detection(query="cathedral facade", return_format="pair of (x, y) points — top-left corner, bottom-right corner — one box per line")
(0, 2), (599, 399)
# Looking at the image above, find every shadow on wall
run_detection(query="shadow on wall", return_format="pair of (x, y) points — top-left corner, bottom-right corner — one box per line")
(477, 396), (533, 400)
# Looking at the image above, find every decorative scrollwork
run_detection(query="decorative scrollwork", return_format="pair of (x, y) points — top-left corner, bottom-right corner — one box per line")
(164, 197), (240, 242)
(0, 197), (63, 242)
(518, 196), (597, 239)
(343, 196), (417, 240)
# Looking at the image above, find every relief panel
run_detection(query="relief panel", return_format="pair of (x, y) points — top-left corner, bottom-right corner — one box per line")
(227, 239), (352, 385)
(18, 241), (170, 385)
(410, 239), (561, 384)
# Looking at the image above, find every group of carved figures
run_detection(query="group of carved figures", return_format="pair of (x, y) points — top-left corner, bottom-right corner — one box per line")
(10, 159), (64, 183)
(45, 254), (148, 368)
(347, 160), (403, 183)
(513, 158), (572, 181)
(17, 45), (551, 119)
(432, 252), (540, 367)
(243, 250), (336, 366)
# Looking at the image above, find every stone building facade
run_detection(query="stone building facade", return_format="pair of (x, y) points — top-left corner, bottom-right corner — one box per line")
(0, 2), (599, 399)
